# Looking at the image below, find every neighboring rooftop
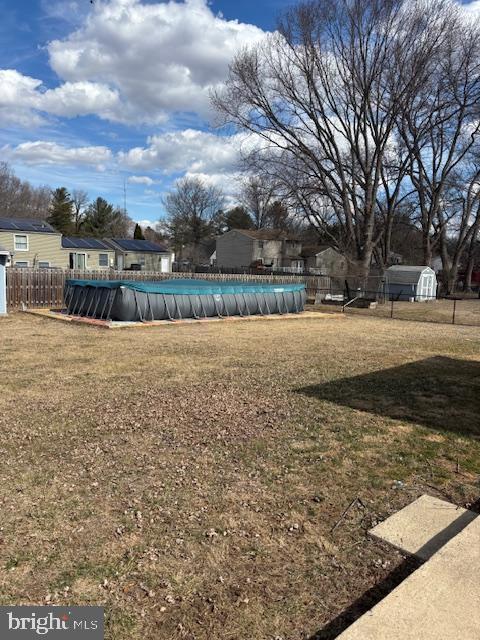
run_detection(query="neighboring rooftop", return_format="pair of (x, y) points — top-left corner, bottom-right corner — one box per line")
(232, 229), (297, 241)
(62, 237), (112, 250)
(105, 238), (169, 253)
(0, 217), (56, 234)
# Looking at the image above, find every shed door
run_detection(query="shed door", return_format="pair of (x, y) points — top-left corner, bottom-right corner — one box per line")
(161, 256), (169, 273)
(421, 274), (434, 301)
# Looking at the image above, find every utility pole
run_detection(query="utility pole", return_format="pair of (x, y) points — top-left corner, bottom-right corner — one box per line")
(123, 178), (127, 215)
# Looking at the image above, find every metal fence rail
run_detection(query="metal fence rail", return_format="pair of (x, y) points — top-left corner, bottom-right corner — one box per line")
(6, 268), (331, 310)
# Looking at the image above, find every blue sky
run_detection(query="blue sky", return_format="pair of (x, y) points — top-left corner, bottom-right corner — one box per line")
(1, 0), (478, 226)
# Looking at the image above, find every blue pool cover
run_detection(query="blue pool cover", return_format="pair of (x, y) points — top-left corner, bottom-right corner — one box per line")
(64, 278), (307, 321)
(66, 278), (305, 295)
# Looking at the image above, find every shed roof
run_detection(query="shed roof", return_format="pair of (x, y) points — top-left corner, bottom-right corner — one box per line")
(0, 217), (56, 233)
(62, 237), (112, 250)
(105, 238), (169, 253)
(385, 265), (435, 284)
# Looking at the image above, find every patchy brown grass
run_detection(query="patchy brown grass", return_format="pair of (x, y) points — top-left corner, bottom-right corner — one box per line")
(0, 312), (479, 640)
(320, 297), (480, 326)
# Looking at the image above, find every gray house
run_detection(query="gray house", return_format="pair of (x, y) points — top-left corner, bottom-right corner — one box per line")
(0, 245), (9, 315)
(216, 229), (304, 270)
(384, 265), (437, 301)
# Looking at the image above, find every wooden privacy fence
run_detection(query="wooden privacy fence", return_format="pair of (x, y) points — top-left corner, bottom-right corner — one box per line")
(6, 268), (331, 309)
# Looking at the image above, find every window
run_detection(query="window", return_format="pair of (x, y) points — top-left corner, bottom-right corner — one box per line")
(14, 234), (28, 251)
(38, 261), (50, 268)
(14, 261), (29, 268)
(258, 241), (264, 249)
(99, 253), (109, 267)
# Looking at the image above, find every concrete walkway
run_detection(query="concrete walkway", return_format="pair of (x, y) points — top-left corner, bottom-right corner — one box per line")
(338, 496), (479, 639)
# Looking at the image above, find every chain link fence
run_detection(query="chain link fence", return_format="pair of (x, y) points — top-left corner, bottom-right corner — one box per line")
(311, 283), (480, 327)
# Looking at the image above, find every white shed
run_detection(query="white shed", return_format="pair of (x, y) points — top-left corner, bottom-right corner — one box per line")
(0, 245), (10, 315)
(384, 265), (437, 302)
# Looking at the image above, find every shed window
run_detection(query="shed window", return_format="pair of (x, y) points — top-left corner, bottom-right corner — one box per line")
(99, 253), (109, 267)
(14, 234), (28, 251)
(38, 261), (50, 268)
(14, 261), (29, 268)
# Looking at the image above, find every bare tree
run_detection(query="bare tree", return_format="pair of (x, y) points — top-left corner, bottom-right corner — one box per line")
(213, 0), (456, 282)
(240, 176), (276, 229)
(398, 16), (480, 269)
(0, 162), (51, 219)
(163, 177), (224, 264)
(72, 189), (89, 234)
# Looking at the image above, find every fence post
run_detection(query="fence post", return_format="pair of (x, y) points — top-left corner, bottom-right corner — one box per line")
(452, 298), (457, 325)
(390, 298), (394, 319)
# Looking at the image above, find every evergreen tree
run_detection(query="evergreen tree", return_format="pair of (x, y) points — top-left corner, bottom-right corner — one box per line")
(83, 197), (130, 237)
(224, 206), (253, 231)
(47, 187), (73, 233)
(133, 223), (145, 240)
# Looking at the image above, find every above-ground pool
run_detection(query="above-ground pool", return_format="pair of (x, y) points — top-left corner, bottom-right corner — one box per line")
(64, 278), (306, 322)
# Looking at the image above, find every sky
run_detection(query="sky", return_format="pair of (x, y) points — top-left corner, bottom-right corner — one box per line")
(0, 0), (479, 227)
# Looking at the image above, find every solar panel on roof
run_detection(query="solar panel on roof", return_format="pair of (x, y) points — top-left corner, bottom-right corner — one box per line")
(112, 238), (168, 252)
(0, 217), (55, 233)
(62, 237), (111, 250)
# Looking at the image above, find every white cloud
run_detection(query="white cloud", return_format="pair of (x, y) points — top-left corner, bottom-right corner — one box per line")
(0, 69), (123, 124)
(462, 0), (480, 18)
(2, 141), (112, 171)
(47, 0), (267, 123)
(136, 219), (156, 228)
(118, 128), (246, 174)
(127, 175), (155, 185)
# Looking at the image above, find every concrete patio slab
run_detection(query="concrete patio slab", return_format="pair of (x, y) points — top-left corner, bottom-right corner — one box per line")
(338, 515), (480, 639)
(370, 494), (478, 561)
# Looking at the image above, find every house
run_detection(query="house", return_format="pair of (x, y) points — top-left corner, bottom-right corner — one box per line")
(384, 265), (437, 301)
(0, 217), (68, 268)
(216, 229), (304, 270)
(62, 237), (116, 270)
(302, 245), (348, 276)
(0, 245), (9, 315)
(104, 239), (173, 272)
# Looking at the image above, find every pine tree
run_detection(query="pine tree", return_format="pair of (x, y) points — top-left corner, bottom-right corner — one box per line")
(133, 223), (145, 240)
(47, 187), (73, 233)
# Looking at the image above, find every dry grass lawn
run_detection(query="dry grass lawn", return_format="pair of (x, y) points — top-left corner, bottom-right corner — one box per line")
(0, 312), (479, 639)
(328, 297), (480, 326)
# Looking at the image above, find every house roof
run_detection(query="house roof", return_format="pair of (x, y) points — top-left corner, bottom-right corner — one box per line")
(0, 217), (56, 234)
(62, 237), (113, 250)
(105, 238), (169, 253)
(301, 244), (340, 258)
(385, 265), (434, 284)
(233, 229), (297, 241)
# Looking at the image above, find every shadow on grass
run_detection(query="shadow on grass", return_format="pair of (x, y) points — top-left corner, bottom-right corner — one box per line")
(297, 356), (480, 439)
(308, 557), (421, 639)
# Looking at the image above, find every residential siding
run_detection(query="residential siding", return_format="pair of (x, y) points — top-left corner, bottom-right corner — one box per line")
(216, 230), (254, 268)
(252, 239), (283, 267)
(0, 230), (68, 268)
(120, 251), (172, 272)
(62, 248), (115, 269)
(316, 248), (348, 276)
